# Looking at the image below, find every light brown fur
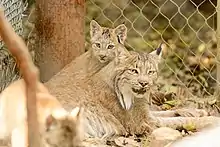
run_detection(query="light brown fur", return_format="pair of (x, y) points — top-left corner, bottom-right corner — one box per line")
(45, 43), (163, 138)
(0, 79), (83, 147)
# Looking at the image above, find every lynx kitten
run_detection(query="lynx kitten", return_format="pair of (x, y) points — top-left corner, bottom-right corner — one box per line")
(0, 79), (83, 147)
(45, 20), (127, 106)
(45, 20), (127, 83)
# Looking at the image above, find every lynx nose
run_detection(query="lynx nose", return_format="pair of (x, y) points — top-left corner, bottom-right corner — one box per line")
(138, 80), (148, 87)
(99, 55), (106, 60)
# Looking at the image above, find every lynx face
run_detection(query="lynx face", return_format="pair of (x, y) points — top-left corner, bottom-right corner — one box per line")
(43, 107), (83, 147)
(90, 20), (127, 63)
(114, 45), (163, 110)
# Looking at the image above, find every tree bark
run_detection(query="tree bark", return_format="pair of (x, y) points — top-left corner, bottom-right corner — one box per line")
(35, 0), (85, 82)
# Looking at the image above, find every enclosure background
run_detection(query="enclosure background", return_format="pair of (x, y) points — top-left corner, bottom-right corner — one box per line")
(0, 0), (219, 99)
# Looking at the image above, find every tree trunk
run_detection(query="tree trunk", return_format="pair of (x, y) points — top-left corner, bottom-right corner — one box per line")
(35, 0), (85, 82)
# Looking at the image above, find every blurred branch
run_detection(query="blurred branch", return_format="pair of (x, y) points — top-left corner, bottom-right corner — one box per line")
(216, 0), (220, 102)
(0, 7), (41, 147)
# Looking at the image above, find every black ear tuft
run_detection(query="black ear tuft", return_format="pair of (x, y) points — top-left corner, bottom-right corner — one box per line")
(114, 24), (127, 44)
(117, 35), (122, 44)
(149, 42), (164, 58)
(156, 43), (163, 55)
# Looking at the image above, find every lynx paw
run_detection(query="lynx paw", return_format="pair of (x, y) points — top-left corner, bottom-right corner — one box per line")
(125, 121), (156, 135)
(135, 122), (156, 135)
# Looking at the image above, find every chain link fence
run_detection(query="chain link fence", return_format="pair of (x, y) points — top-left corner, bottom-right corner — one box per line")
(0, 0), (219, 99)
(86, 0), (219, 99)
(0, 0), (27, 91)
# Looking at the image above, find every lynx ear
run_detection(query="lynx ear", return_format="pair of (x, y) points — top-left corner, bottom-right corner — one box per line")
(45, 114), (58, 131)
(115, 45), (131, 65)
(90, 20), (102, 37)
(149, 43), (164, 60)
(70, 107), (84, 119)
(45, 109), (67, 131)
(114, 24), (127, 44)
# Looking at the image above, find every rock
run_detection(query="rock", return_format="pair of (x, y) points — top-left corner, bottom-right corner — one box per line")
(168, 124), (220, 147)
(149, 127), (182, 147)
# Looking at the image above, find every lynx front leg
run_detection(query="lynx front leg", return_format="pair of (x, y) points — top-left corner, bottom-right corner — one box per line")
(11, 123), (27, 147)
(127, 103), (159, 135)
(83, 106), (126, 139)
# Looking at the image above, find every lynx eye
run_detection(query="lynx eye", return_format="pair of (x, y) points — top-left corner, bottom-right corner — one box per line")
(107, 44), (114, 49)
(95, 43), (101, 48)
(129, 69), (138, 74)
(148, 70), (156, 75)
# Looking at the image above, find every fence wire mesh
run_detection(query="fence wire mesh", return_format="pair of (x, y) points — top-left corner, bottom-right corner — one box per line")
(86, 0), (219, 98)
(0, 0), (27, 91)
(0, 0), (219, 99)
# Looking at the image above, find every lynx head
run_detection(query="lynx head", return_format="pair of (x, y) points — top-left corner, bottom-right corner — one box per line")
(114, 44), (163, 110)
(90, 20), (127, 63)
(43, 107), (84, 147)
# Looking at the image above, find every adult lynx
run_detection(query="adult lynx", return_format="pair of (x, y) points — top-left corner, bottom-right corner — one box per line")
(45, 43), (163, 138)
(0, 79), (83, 147)
(47, 42), (219, 139)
